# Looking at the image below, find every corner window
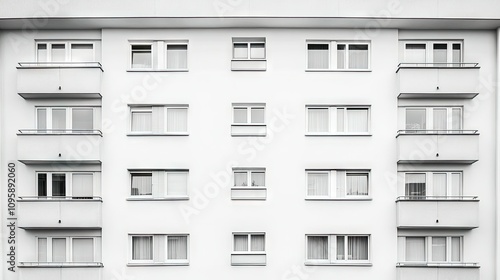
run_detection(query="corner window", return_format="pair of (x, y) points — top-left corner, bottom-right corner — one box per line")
(129, 105), (188, 135)
(306, 106), (370, 135)
(306, 170), (370, 199)
(307, 41), (370, 70)
(130, 41), (188, 71)
(306, 235), (370, 264)
(130, 234), (189, 265)
(129, 170), (188, 200)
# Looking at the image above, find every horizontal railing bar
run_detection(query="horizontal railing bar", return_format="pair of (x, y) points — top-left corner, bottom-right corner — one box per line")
(19, 196), (102, 200)
(18, 129), (102, 135)
(397, 129), (478, 134)
(396, 196), (478, 200)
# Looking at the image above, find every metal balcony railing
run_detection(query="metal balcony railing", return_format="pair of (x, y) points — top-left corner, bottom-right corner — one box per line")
(18, 262), (103, 267)
(396, 196), (478, 201)
(397, 130), (478, 135)
(18, 129), (103, 135)
(18, 62), (103, 71)
(18, 196), (102, 201)
(397, 262), (479, 267)
(396, 62), (479, 72)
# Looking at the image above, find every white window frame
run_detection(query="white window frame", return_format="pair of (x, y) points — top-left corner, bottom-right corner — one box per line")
(306, 106), (371, 135)
(35, 171), (97, 198)
(35, 107), (97, 133)
(129, 41), (188, 71)
(305, 170), (371, 200)
(403, 171), (463, 198)
(404, 107), (463, 132)
(128, 234), (189, 265)
(232, 104), (266, 125)
(306, 40), (371, 71)
(232, 232), (266, 254)
(401, 40), (463, 65)
(232, 169), (266, 188)
(401, 236), (463, 263)
(129, 105), (189, 135)
(130, 106), (153, 133)
(129, 170), (189, 200)
(232, 38), (266, 60)
(36, 41), (97, 62)
(36, 236), (98, 263)
(305, 234), (370, 265)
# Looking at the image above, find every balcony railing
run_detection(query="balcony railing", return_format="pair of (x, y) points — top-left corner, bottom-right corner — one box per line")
(19, 262), (103, 268)
(18, 129), (103, 135)
(397, 262), (479, 267)
(396, 63), (480, 99)
(397, 196), (478, 201)
(396, 130), (479, 164)
(17, 62), (103, 99)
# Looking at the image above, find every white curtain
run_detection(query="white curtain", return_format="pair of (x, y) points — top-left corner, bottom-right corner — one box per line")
(251, 235), (265, 251)
(336, 108), (345, 132)
(406, 237), (426, 261)
(166, 45), (187, 69)
(72, 173), (93, 199)
(433, 43), (448, 64)
(37, 109), (47, 130)
(250, 43), (265, 59)
(131, 174), (152, 195)
(52, 238), (66, 262)
(233, 43), (248, 59)
(433, 108), (447, 131)
(433, 173), (447, 197)
(452, 108), (462, 130)
(167, 108), (188, 133)
(432, 237), (446, 262)
(347, 109), (368, 132)
(336, 236), (345, 260)
(348, 45), (368, 69)
(51, 44), (66, 62)
(251, 108), (265, 124)
(307, 173), (329, 196)
(308, 108), (329, 132)
(72, 238), (94, 262)
(132, 236), (153, 260)
(405, 174), (426, 198)
(346, 174), (368, 196)
(38, 238), (47, 262)
(336, 171), (346, 198)
(71, 44), (93, 62)
(307, 236), (328, 260)
(405, 44), (426, 64)
(131, 45), (152, 68)
(37, 44), (48, 62)
(251, 172), (265, 186)
(234, 172), (248, 186)
(132, 111), (152, 132)
(234, 235), (248, 251)
(307, 44), (329, 69)
(406, 109), (426, 130)
(337, 45), (346, 69)
(233, 108), (247, 123)
(451, 237), (461, 262)
(52, 108), (67, 131)
(348, 236), (368, 260)
(451, 173), (462, 196)
(167, 236), (187, 260)
(72, 108), (93, 131)
(167, 172), (187, 196)
(452, 44), (462, 64)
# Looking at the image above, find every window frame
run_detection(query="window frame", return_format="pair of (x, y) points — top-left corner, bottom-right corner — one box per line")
(232, 104), (266, 125)
(403, 171), (463, 199)
(403, 106), (463, 132)
(36, 236), (98, 263)
(35, 171), (97, 199)
(129, 40), (189, 71)
(305, 234), (371, 265)
(128, 105), (189, 136)
(401, 236), (463, 264)
(36, 41), (97, 63)
(232, 232), (266, 254)
(232, 168), (266, 188)
(306, 105), (371, 135)
(232, 38), (266, 60)
(128, 234), (189, 265)
(305, 170), (371, 200)
(306, 40), (371, 71)
(35, 106), (97, 133)
(401, 40), (463, 65)
(128, 170), (189, 200)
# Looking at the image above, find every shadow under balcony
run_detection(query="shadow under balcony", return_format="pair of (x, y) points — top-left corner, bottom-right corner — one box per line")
(17, 130), (102, 164)
(397, 63), (480, 99)
(17, 196), (102, 229)
(396, 196), (479, 229)
(17, 62), (103, 99)
(396, 130), (479, 164)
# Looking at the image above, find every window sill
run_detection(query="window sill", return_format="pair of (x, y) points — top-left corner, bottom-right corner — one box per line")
(18, 262), (103, 268)
(305, 198), (372, 201)
(305, 262), (372, 266)
(127, 262), (189, 267)
(306, 133), (372, 137)
(126, 69), (189, 72)
(127, 133), (189, 136)
(127, 197), (189, 201)
(305, 69), (372, 72)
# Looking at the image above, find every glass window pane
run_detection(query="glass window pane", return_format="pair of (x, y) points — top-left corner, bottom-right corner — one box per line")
(234, 172), (248, 186)
(348, 44), (369, 69)
(38, 238), (47, 262)
(72, 173), (93, 199)
(131, 111), (152, 132)
(250, 43), (265, 59)
(52, 238), (67, 262)
(234, 235), (248, 251)
(37, 173), (47, 197)
(405, 173), (426, 198)
(452, 108), (462, 130)
(233, 108), (247, 123)
(405, 44), (426, 64)
(167, 172), (188, 196)
(451, 237), (461, 262)
(167, 236), (187, 260)
(348, 236), (369, 260)
(52, 108), (67, 131)
(308, 236), (328, 260)
(337, 236), (345, 260)
(346, 173), (368, 196)
(72, 238), (94, 262)
(433, 108), (447, 131)
(51, 44), (66, 62)
(406, 109), (426, 131)
(37, 44), (48, 62)
(72, 108), (93, 131)
(167, 108), (188, 133)
(52, 174), (66, 197)
(337, 108), (345, 132)
(251, 234), (265, 251)
(337, 44), (346, 69)
(432, 237), (446, 262)
(132, 236), (153, 260)
(131, 174), (152, 196)
(433, 43), (448, 64)
(233, 43), (248, 59)
(131, 45), (152, 68)
(251, 172), (265, 186)
(167, 44), (188, 69)
(308, 44), (329, 69)
(433, 173), (447, 197)
(452, 44), (462, 64)
(71, 44), (93, 62)
(406, 237), (425, 262)
(37, 109), (47, 130)
(251, 108), (265, 123)
(307, 173), (329, 196)
(308, 108), (329, 133)
(451, 173), (462, 196)
(347, 109), (368, 132)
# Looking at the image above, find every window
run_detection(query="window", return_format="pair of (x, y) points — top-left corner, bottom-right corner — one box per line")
(129, 170), (188, 199)
(306, 106), (370, 135)
(402, 236), (462, 263)
(130, 41), (188, 70)
(307, 41), (370, 70)
(306, 170), (370, 199)
(403, 172), (462, 199)
(129, 105), (188, 135)
(404, 107), (462, 132)
(231, 233), (266, 266)
(36, 41), (97, 62)
(232, 38), (266, 60)
(233, 105), (265, 124)
(36, 172), (97, 199)
(232, 168), (266, 200)
(36, 107), (97, 132)
(401, 41), (462, 65)
(306, 235), (370, 264)
(37, 237), (99, 263)
(130, 234), (188, 265)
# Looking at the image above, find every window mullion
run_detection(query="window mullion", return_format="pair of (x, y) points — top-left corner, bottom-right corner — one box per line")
(66, 173), (72, 197)
(330, 41), (336, 70)
(330, 170), (336, 199)
(248, 234), (252, 252)
(427, 172), (433, 197)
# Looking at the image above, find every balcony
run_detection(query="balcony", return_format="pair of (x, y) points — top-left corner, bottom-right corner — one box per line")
(396, 196), (479, 229)
(19, 264), (102, 280)
(397, 63), (480, 99)
(396, 130), (479, 164)
(18, 197), (102, 229)
(17, 62), (103, 99)
(397, 263), (479, 280)
(17, 130), (102, 164)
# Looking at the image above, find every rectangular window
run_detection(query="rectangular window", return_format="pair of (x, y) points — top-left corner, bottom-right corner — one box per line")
(306, 41), (370, 70)
(401, 41), (462, 65)
(130, 234), (188, 264)
(306, 235), (370, 264)
(306, 106), (370, 135)
(129, 170), (188, 199)
(130, 41), (188, 70)
(130, 105), (188, 135)
(36, 41), (96, 62)
(232, 38), (266, 60)
(36, 107), (98, 133)
(36, 172), (97, 199)
(404, 107), (462, 132)
(37, 237), (98, 263)
(402, 236), (462, 263)
(306, 170), (370, 199)
(232, 168), (266, 200)
(233, 233), (265, 252)
(403, 172), (462, 199)
(233, 105), (265, 124)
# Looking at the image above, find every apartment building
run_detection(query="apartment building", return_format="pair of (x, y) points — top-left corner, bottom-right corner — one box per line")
(0, 1), (499, 280)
